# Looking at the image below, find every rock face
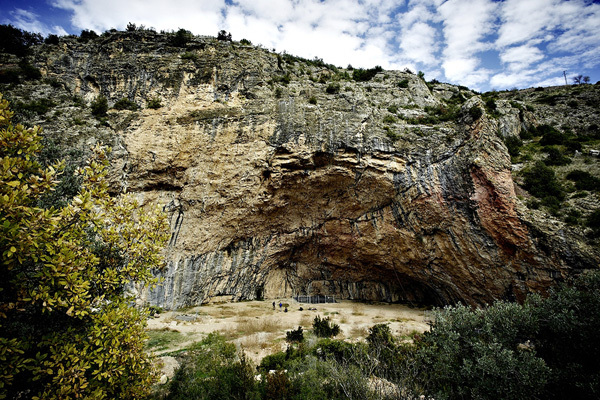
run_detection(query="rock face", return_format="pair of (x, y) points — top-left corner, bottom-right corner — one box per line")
(3, 30), (599, 308)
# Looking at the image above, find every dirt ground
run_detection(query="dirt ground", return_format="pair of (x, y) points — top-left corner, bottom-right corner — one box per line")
(146, 299), (431, 364)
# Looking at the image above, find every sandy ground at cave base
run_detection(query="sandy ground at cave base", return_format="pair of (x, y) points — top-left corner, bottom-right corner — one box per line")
(147, 299), (431, 366)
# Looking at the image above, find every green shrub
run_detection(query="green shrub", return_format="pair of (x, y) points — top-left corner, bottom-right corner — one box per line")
(239, 38), (251, 45)
(78, 29), (98, 42)
(167, 333), (258, 400)
(313, 316), (340, 338)
(527, 271), (600, 398)
(539, 126), (567, 145)
(90, 95), (108, 117)
(325, 82), (340, 94)
(0, 69), (20, 84)
(15, 98), (55, 115)
(272, 73), (291, 85)
(286, 355), (369, 400)
(113, 97), (138, 111)
(387, 104), (398, 113)
(423, 104), (459, 123)
(469, 105), (483, 121)
(544, 146), (571, 166)
(259, 351), (289, 371)
(385, 126), (399, 140)
(286, 326), (304, 343)
(180, 51), (198, 61)
(146, 97), (162, 109)
(397, 79), (409, 88)
(485, 98), (498, 113)
(352, 66), (383, 82)
(383, 115), (396, 124)
(366, 324), (395, 348)
(504, 136), (523, 157)
(586, 209), (600, 236)
(564, 139), (582, 153)
(522, 161), (564, 200)
(45, 77), (62, 88)
(566, 170), (600, 191)
(520, 128), (534, 140)
(308, 96), (317, 105)
(44, 34), (60, 45)
(415, 301), (551, 400)
(18, 60), (42, 80)
(263, 370), (292, 400)
(217, 30), (232, 41)
(312, 338), (355, 363)
(535, 94), (561, 106)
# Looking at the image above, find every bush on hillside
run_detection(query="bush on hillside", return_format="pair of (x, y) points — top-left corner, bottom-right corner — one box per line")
(352, 66), (383, 82)
(286, 326), (304, 343)
(522, 161), (564, 201)
(113, 97), (138, 111)
(90, 95), (108, 117)
(566, 170), (600, 191)
(313, 316), (340, 338)
(505, 136), (523, 157)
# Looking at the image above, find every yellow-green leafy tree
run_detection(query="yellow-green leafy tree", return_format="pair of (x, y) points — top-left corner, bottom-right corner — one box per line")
(0, 93), (169, 399)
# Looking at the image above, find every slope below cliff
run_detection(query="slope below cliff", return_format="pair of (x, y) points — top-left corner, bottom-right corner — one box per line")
(2, 29), (598, 308)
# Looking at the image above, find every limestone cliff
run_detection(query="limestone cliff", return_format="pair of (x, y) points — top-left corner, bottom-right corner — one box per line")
(2, 29), (598, 308)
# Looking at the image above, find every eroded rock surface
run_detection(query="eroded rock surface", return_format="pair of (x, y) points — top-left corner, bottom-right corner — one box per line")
(3, 31), (598, 307)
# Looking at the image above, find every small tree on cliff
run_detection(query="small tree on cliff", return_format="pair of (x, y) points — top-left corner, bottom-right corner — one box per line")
(0, 93), (169, 399)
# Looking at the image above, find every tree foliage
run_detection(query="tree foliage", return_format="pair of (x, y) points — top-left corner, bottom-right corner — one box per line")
(0, 24), (42, 57)
(0, 94), (169, 399)
(217, 30), (232, 42)
(413, 271), (600, 400)
(415, 302), (550, 400)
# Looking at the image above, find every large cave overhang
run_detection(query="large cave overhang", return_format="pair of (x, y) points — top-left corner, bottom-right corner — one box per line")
(250, 147), (496, 307)
(149, 140), (579, 309)
(267, 260), (458, 307)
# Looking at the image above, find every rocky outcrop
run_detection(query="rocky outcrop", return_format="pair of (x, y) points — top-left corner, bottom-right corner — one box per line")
(3, 30), (598, 308)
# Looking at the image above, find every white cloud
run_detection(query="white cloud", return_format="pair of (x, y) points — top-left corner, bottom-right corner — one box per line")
(496, 0), (559, 48)
(492, 0), (600, 90)
(500, 43), (545, 72)
(531, 76), (568, 88)
(399, 21), (438, 65)
(53, 0), (227, 34)
(438, 0), (498, 86)
(3, 8), (67, 36)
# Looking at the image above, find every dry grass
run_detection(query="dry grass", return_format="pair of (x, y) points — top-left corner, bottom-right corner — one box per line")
(298, 314), (313, 328)
(238, 332), (280, 352)
(351, 304), (365, 316)
(350, 325), (367, 338)
(232, 316), (280, 336)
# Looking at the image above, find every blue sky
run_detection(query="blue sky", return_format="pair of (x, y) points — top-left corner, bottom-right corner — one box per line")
(2, 0), (600, 92)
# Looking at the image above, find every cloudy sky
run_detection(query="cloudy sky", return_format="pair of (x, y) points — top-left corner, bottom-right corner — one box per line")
(2, 0), (599, 92)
